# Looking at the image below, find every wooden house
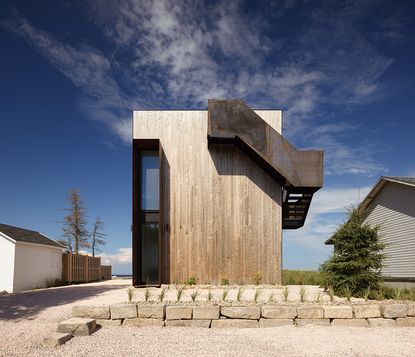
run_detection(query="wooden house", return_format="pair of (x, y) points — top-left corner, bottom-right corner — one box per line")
(132, 99), (323, 285)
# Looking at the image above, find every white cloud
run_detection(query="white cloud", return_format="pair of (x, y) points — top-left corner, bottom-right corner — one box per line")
(100, 247), (132, 266)
(2, 1), (399, 175)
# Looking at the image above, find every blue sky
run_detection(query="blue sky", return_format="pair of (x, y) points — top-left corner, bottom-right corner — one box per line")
(1, 0), (414, 274)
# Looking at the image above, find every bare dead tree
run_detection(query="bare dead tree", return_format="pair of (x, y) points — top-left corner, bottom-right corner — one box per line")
(91, 216), (106, 257)
(62, 188), (90, 253)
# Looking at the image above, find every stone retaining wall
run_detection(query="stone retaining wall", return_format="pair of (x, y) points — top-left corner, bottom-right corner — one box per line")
(72, 303), (415, 328)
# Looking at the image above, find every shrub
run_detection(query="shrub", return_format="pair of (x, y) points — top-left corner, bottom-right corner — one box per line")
(251, 272), (262, 285)
(184, 277), (198, 285)
(220, 277), (229, 285)
(321, 206), (385, 298)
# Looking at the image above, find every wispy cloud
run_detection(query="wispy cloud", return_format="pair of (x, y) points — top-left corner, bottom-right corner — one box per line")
(2, 0), (403, 176)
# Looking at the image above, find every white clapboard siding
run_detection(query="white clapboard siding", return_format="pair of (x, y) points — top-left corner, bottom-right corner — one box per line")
(364, 181), (415, 278)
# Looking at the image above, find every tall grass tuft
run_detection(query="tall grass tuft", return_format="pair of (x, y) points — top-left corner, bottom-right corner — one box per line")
(191, 290), (200, 302)
(363, 287), (371, 301)
(268, 291), (275, 303)
(127, 286), (134, 303)
(282, 270), (325, 286)
(343, 285), (352, 301)
(299, 286), (307, 302)
(159, 287), (167, 302)
(282, 286), (289, 302)
(254, 288), (262, 302)
(236, 287), (244, 302)
(222, 288), (229, 301)
(144, 288), (150, 302)
(176, 287), (184, 302)
(207, 289), (213, 302)
(315, 291), (321, 303)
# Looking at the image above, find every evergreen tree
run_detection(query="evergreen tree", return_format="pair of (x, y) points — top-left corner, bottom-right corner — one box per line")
(321, 206), (385, 297)
(62, 188), (90, 253)
(91, 216), (106, 257)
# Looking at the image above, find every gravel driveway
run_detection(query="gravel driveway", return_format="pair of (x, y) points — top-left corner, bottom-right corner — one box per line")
(1, 279), (415, 357)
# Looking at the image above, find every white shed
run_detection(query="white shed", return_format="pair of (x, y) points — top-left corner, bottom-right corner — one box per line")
(0, 223), (64, 293)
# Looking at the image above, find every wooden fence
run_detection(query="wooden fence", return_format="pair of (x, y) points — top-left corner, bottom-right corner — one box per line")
(101, 265), (112, 281)
(62, 253), (112, 284)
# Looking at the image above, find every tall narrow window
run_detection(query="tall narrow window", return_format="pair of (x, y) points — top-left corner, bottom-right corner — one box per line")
(140, 151), (159, 284)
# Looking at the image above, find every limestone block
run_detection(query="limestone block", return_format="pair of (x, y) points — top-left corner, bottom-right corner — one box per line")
(211, 319), (259, 328)
(331, 319), (368, 327)
(381, 304), (408, 318)
(324, 306), (353, 319)
(407, 304), (415, 317)
(57, 317), (96, 336)
(123, 318), (164, 327)
(165, 320), (211, 328)
(367, 318), (396, 327)
(96, 319), (122, 328)
(165, 306), (192, 320)
(259, 318), (294, 327)
(221, 306), (260, 320)
(43, 332), (73, 347)
(296, 306), (324, 319)
(193, 306), (220, 320)
(396, 317), (415, 327)
(295, 319), (330, 327)
(352, 305), (381, 318)
(261, 306), (297, 319)
(72, 305), (110, 319)
(110, 304), (137, 319)
(138, 305), (165, 319)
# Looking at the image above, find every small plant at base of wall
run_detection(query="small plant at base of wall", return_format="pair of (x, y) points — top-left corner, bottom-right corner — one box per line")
(159, 287), (166, 302)
(251, 272), (262, 285)
(144, 288), (150, 302)
(299, 286), (307, 302)
(191, 290), (200, 302)
(220, 277), (229, 286)
(282, 286), (289, 302)
(236, 287), (244, 302)
(184, 277), (198, 286)
(254, 288), (262, 302)
(176, 287), (184, 302)
(127, 286), (134, 303)
(222, 288), (229, 301)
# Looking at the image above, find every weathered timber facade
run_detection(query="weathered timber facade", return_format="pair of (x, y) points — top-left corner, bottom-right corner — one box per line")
(133, 100), (323, 286)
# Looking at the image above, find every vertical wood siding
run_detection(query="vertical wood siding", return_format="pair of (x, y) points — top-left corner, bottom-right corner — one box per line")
(364, 182), (415, 278)
(134, 110), (282, 284)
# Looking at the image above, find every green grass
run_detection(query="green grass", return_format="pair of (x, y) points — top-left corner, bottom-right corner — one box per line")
(282, 270), (325, 286)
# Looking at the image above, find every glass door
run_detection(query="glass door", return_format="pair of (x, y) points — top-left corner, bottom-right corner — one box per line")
(140, 151), (160, 284)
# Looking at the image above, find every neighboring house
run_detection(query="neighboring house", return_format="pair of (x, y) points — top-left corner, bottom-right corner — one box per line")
(0, 223), (64, 293)
(132, 99), (323, 286)
(325, 176), (415, 288)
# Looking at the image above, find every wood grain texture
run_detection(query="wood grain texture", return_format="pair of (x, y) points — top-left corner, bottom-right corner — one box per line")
(133, 110), (282, 284)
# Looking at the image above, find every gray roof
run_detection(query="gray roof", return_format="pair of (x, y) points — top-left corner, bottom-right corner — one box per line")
(324, 176), (415, 245)
(383, 176), (415, 186)
(0, 223), (63, 248)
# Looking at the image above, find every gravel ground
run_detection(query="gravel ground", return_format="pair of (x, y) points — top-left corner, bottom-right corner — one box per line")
(1, 279), (415, 357)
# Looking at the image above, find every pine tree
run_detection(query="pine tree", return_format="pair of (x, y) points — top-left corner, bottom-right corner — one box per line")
(321, 206), (385, 297)
(62, 188), (90, 253)
(91, 216), (106, 257)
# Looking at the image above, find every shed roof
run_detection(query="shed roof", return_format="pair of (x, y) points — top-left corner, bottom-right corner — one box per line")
(324, 176), (415, 245)
(0, 223), (63, 248)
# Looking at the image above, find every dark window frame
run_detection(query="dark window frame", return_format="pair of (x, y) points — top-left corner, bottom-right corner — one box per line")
(132, 139), (163, 286)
